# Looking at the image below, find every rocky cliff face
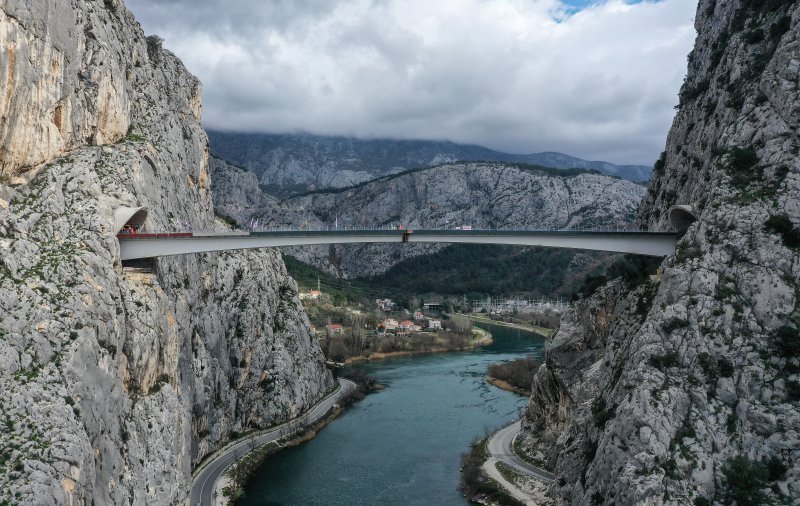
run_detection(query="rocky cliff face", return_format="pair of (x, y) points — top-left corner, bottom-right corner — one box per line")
(210, 156), (280, 225)
(207, 131), (653, 197)
(0, 1), (332, 504)
(522, 1), (800, 504)
(213, 161), (646, 278)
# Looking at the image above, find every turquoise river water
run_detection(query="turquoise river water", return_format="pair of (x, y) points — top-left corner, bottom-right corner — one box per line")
(238, 322), (545, 505)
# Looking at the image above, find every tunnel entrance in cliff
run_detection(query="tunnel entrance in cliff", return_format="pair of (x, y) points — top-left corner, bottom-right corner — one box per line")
(114, 206), (149, 234)
(115, 206), (156, 271)
(668, 205), (697, 234)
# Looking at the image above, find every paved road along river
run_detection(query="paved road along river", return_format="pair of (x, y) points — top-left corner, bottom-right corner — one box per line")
(237, 322), (546, 505)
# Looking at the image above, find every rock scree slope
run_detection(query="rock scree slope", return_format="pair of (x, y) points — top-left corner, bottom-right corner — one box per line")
(520, 0), (800, 504)
(0, 1), (332, 504)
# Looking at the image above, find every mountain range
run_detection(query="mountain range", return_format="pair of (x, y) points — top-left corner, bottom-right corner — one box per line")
(207, 131), (653, 196)
(211, 157), (646, 285)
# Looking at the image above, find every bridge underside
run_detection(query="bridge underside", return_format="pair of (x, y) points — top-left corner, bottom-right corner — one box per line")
(118, 230), (677, 261)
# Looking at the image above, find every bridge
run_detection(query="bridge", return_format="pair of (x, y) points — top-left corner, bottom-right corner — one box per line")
(118, 229), (678, 260)
(114, 206), (694, 261)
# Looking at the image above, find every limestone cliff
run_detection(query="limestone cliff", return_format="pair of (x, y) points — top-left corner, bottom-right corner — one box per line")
(522, 0), (800, 504)
(0, 1), (332, 504)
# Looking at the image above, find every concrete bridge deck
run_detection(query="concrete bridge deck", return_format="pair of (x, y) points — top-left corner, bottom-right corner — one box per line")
(118, 229), (678, 261)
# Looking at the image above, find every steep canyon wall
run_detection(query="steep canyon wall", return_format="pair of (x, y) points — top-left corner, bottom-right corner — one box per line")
(522, 1), (800, 504)
(0, 1), (332, 504)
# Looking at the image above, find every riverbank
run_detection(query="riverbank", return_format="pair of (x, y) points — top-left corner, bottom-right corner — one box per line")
(344, 327), (493, 364)
(481, 421), (555, 505)
(238, 322), (544, 505)
(189, 378), (356, 506)
(218, 404), (347, 504)
(487, 376), (531, 396)
(464, 313), (554, 337)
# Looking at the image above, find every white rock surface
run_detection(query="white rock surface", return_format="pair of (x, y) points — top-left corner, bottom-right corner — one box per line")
(521, 1), (800, 504)
(0, 2), (332, 504)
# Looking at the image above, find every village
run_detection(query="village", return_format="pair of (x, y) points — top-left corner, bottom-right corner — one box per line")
(298, 288), (489, 363)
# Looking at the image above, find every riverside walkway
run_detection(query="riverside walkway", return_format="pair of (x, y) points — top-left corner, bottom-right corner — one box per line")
(119, 228), (678, 261)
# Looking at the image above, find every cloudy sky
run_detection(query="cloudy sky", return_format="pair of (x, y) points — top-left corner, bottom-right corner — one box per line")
(125, 0), (697, 165)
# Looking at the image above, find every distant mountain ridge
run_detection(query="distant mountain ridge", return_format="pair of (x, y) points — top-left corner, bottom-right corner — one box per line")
(211, 159), (646, 279)
(207, 131), (652, 196)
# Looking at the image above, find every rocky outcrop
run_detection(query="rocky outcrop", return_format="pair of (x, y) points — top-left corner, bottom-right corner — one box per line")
(0, 2), (332, 504)
(1, 0), (135, 178)
(207, 131), (653, 196)
(210, 156), (279, 224)
(215, 162), (645, 278)
(522, 1), (800, 504)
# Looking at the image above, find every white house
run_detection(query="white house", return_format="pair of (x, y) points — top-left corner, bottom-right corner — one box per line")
(427, 319), (442, 330)
(399, 320), (421, 333)
(376, 298), (395, 311)
(299, 290), (321, 301)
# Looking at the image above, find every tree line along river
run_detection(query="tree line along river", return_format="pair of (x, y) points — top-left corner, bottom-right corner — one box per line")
(237, 322), (546, 506)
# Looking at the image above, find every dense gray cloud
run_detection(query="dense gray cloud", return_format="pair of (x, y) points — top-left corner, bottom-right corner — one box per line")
(124, 0), (696, 165)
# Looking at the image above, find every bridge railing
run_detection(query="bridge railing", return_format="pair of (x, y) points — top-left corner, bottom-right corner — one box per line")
(135, 224), (670, 235)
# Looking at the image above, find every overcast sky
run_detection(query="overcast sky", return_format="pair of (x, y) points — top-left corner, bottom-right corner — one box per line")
(125, 0), (697, 165)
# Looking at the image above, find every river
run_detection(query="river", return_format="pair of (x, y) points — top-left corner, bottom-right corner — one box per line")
(237, 322), (545, 505)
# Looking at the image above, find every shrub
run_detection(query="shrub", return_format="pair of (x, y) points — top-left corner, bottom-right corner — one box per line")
(585, 440), (598, 462)
(487, 355), (539, 392)
(749, 0), (795, 15)
(145, 35), (163, 64)
(663, 318), (689, 333)
(786, 380), (800, 401)
(722, 456), (769, 506)
(765, 215), (800, 249)
(664, 457), (680, 479)
(607, 255), (662, 289)
(718, 356), (734, 377)
(725, 147), (760, 188)
(680, 78), (710, 104)
(575, 273), (608, 300)
(215, 211), (240, 229)
(649, 351), (680, 370)
(591, 398), (616, 428)
(635, 284), (657, 319)
(773, 325), (799, 358)
(259, 377), (275, 393)
(770, 16), (791, 40)
(653, 152), (667, 177)
(745, 28), (765, 44)
(697, 352), (718, 377)
(726, 412), (737, 434)
(573, 255), (661, 300)
(767, 456), (787, 481)
(694, 497), (711, 506)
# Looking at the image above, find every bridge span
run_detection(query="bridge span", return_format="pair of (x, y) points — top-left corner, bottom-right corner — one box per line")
(118, 229), (678, 261)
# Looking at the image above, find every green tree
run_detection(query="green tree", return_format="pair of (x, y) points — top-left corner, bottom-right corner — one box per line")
(722, 456), (769, 505)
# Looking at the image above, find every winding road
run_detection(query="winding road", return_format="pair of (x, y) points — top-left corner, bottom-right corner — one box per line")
(487, 420), (555, 483)
(189, 378), (356, 506)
